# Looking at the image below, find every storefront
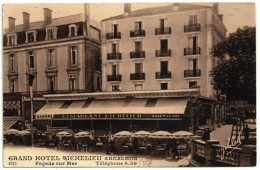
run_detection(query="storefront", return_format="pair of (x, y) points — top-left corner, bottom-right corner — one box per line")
(34, 89), (216, 135)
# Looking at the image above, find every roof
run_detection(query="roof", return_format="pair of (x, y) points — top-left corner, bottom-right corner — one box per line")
(102, 3), (211, 22)
(4, 13), (100, 34)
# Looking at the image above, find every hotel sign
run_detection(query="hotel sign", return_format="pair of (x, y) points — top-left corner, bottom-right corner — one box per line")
(36, 114), (182, 120)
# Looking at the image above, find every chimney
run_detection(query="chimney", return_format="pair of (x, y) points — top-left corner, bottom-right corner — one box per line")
(84, 3), (90, 36)
(124, 3), (131, 15)
(172, 3), (180, 11)
(8, 17), (16, 32)
(43, 8), (52, 25)
(213, 3), (219, 13)
(23, 12), (30, 30)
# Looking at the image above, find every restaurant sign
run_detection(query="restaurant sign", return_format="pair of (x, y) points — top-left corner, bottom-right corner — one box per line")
(36, 114), (182, 120)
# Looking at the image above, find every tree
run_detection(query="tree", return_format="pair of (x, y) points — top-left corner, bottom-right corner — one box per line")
(211, 26), (256, 104)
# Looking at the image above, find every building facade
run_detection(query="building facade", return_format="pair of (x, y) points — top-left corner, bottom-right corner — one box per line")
(101, 3), (226, 98)
(3, 4), (101, 95)
(3, 4), (101, 129)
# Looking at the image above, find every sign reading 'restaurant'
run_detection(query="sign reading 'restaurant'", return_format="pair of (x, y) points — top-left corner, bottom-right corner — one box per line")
(36, 114), (182, 120)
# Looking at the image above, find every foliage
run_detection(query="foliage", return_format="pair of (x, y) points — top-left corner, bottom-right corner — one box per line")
(211, 26), (256, 104)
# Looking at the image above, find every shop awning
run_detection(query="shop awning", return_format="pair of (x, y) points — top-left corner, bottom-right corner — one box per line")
(35, 98), (189, 120)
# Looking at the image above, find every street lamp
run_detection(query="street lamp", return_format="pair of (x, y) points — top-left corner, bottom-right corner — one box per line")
(29, 74), (35, 147)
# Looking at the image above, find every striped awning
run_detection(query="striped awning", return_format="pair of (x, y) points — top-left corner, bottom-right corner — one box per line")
(35, 98), (188, 120)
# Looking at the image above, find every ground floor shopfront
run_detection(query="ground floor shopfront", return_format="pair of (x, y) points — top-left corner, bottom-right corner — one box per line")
(33, 90), (220, 135)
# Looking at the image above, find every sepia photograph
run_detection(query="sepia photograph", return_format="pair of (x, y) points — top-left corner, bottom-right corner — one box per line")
(1, 1), (256, 168)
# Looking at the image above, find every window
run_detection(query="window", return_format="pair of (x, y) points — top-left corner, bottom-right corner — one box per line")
(160, 39), (168, 51)
(9, 54), (15, 71)
(28, 52), (35, 69)
(135, 21), (142, 31)
(112, 65), (117, 75)
(69, 74), (77, 91)
(189, 81), (197, 89)
(71, 27), (76, 37)
(135, 41), (142, 52)
(27, 32), (35, 43)
(135, 63), (143, 73)
(161, 83), (168, 90)
(69, 46), (77, 65)
(188, 58), (197, 70)
(47, 29), (54, 40)
(111, 43), (119, 53)
(189, 15), (198, 25)
(112, 24), (118, 35)
(48, 76), (55, 92)
(160, 61), (168, 74)
(8, 35), (16, 45)
(10, 79), (16, 93)
(47, 49), (55, 67)
(135, 84), (143, 91)
(160, 18), (168, 28)
(112, 85), (120, 91)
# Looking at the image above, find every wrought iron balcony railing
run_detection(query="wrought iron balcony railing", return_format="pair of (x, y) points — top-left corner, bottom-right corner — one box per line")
(130, 73), (145, 80)
(155, 27), (171, 35)
(155, 71), (171, 79)
(184, 24), (201, 33)
(155, 50), (171, 57)
(130, 30), (145, 37)
(106, 32), (121, 39)
(184, 69), (201, 77)
(107, 74), (122, 81)
(107, 53), (122, 60)
(130, 51), (145, 59)
(184, 47), (201, 56)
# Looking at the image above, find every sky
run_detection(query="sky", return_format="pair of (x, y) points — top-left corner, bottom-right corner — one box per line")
(2, 2), (256, 34)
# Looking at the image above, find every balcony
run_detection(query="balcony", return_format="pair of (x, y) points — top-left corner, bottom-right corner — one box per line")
(130, 30), (145, 37)
(155, 27), (171, 35)
(184, 69), (201, 78)
(155, 71), (171, 79)
(107, 53), (122, 60)
(156, 50), (171, 57)
(107, 74), (122, 82)
(184, 47), (201, 56)
(130, 73), (145, 80)
(184, 24), (201, 33)
(130, 51), (145, 59)
(106, 32), (121, 40)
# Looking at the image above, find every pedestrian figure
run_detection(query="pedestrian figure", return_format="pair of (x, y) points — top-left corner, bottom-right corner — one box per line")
(110, 136), (115, 154)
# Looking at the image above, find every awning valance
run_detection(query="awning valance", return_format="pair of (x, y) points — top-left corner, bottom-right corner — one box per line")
(35, 98), (188, 120)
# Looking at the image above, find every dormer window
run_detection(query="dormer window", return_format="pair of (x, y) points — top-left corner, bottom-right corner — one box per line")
(45, 27), (57, 40)
(47, 29), (53, 40)
(7, 34), (17, 46)
(26, 31), (36, 43)
(69, 24), (78, 37)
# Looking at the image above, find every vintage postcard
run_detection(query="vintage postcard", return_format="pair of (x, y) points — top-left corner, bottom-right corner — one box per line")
(2, 2), (256, 168)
